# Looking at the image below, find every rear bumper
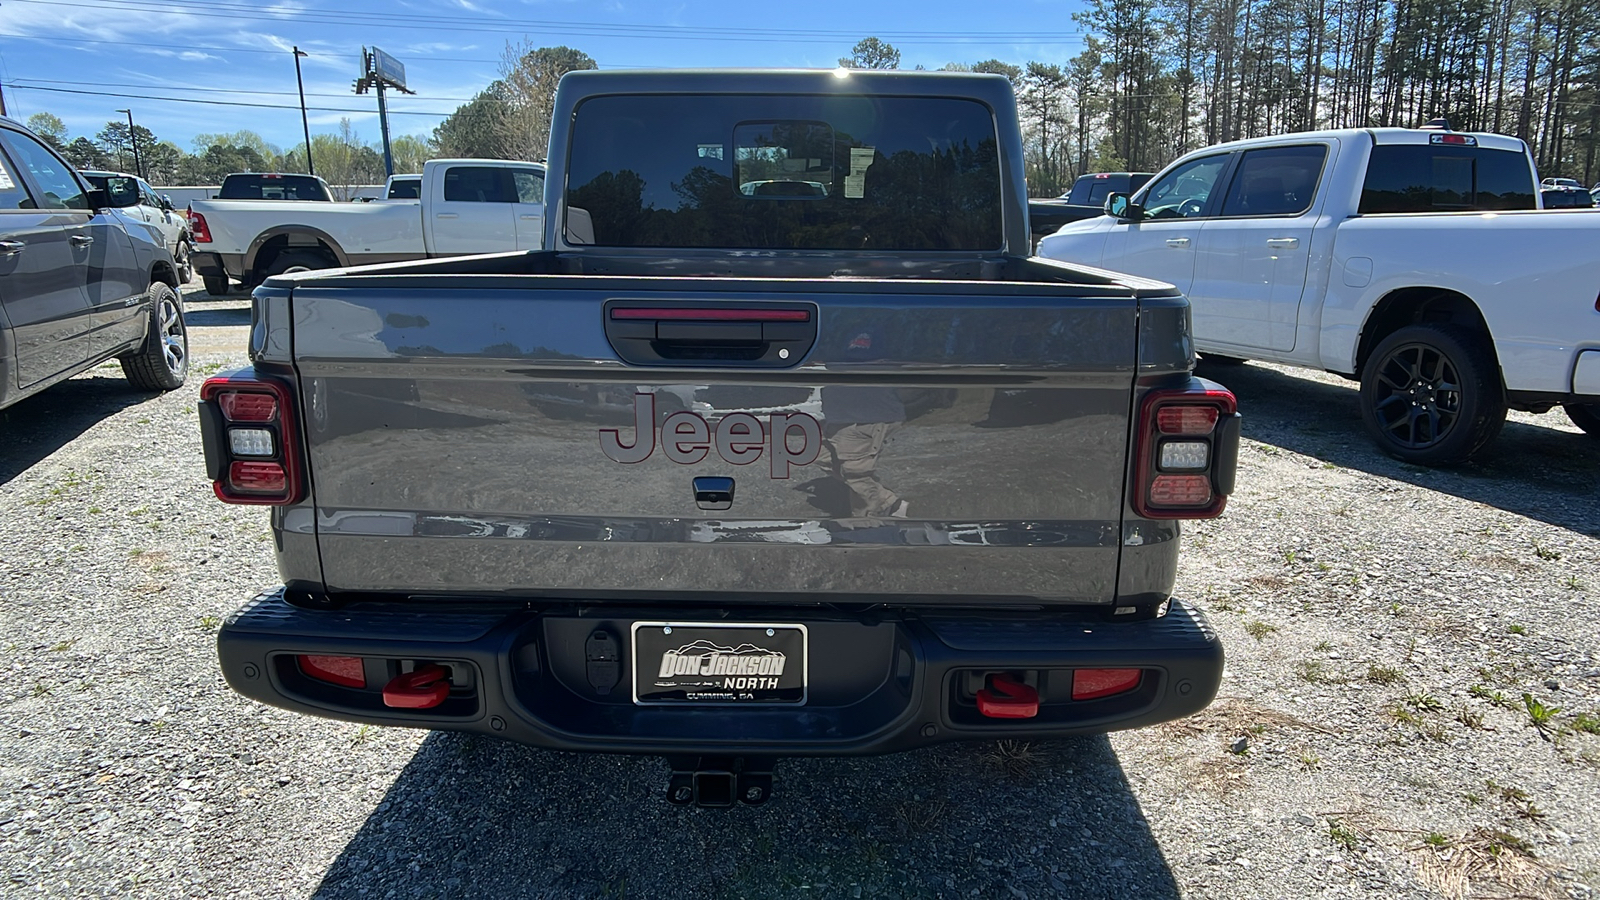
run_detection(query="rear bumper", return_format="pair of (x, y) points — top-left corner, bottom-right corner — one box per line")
(218, 588), (1224, 756)
(192, 251), (244, 281)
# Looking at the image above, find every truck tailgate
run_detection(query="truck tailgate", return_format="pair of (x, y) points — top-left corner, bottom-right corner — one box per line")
(292, 277), (1139, 606)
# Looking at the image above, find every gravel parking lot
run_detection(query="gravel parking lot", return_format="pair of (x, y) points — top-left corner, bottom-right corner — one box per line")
(1, 285), (1597, 899)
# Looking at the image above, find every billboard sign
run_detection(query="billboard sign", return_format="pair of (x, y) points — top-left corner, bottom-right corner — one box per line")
(366, 47), (406, 91)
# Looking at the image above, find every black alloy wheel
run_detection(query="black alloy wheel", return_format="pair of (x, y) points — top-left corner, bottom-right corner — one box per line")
(1359, 324), (1505, 466)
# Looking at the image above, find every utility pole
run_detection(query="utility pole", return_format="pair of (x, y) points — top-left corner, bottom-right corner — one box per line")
(376, 81), (393, 177)
(293, 47), (314, 176)
(116, 108), (142, 179)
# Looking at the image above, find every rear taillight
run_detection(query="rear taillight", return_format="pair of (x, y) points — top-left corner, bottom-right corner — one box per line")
(1071, 668), (1143, 701)
(1133, 382), (1241, 519)
(199, 373), (303, 505)
(188, 209), (212, 243)
(298, 655), (365, 688)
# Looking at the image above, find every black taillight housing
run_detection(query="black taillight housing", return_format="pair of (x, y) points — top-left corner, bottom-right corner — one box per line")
(199, 372), (304, 505)
(1132, 381), (1241, 519)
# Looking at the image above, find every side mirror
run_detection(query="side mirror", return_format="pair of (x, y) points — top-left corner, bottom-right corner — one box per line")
(160, 194), (174, 211)
(86, 188), (110, 211)
(1106, 192), (1144, 221)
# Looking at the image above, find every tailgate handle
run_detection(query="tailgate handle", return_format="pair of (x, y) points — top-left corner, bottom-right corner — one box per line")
(604, 303), (816, 368)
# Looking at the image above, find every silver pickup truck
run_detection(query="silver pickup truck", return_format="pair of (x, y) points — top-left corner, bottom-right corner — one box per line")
(201, 70), (1241, 807)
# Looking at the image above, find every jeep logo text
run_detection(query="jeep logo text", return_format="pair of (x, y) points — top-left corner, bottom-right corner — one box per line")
(599, 393), (821, 478)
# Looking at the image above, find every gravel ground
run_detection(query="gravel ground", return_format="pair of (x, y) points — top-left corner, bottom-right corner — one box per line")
(1, 286), (1597, 899)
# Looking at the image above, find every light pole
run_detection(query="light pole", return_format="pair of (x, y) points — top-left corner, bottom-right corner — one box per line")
(115, 108), (142, 179)
(293, 47), (314, 176)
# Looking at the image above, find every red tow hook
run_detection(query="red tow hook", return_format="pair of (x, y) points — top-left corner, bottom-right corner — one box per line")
(977, 673), (1039, 719)
(382, 664), (452, 709)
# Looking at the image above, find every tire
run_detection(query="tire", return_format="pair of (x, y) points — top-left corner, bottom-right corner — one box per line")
(202, 273), (229, 296)
(174, 239), (194, 284)
(1565, 402), (1600, 437)
(1359, 323), (1505, 465)
(263, 250), (334, 278)
(119, 282), (188, 392)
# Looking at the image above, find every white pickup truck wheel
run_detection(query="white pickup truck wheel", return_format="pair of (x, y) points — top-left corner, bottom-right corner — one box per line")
(1359, 324), (1506, 465)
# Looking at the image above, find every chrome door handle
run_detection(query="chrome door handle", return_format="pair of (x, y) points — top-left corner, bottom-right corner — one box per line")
(1266, 237), (1300, 248)
(1165, 237), (1190, 247)
(435, 213), (459, 219)
(70, 234), (94, 246)
(0, 240), (23, 255)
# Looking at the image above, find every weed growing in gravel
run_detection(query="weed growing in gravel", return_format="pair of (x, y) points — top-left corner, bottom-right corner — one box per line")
(1572, 714), (1600, 735)
(1243, 620), (1277, 641)
(1405, 691), (1444, 712)
(1521, 694), (1560, 734)
(1389, 704), (1422, 726)
(1565, 575), (1584, 591)
(1423, 832), (1450, 849)
(981, 740), (1036, 778)
(48, 639), (77, 652)
(1313, 640), (1331, 652)
(1366, 665), (1403, 685)
(1454, 705), (1485, 730)
(1327, 820), (1362, 851)
(1506, 624), (1527, 636)
(351, 724), (372, 747)
(1531, 541), (1561, 561)
(1282, 549), (1298, 565)
(1296, 660), (1328, 683)
(30, 683), (50, 698)
(197, 616), (220, 631)
(87, 506), (103, 515)
(1298, 750), (1322, 770)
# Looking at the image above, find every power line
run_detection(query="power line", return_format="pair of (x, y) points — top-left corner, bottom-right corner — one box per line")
(15, 0), (1089, 45)
(3, 83), (455, 117)
(11, 76), (481, 103)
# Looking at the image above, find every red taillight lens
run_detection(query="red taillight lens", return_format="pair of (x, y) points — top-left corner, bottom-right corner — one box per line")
(1157, 406), (1219, 434)
(229, 461), (286, 493)
(1149, 474), (1212, 505)
(217, 392), (278, 423)
(189, 210), (212, 243)
(1134, 385), (1239, 519)
(299, 655), (365, 688)
(1072, 668), (1143, 701)
(201, 373), (302, 505)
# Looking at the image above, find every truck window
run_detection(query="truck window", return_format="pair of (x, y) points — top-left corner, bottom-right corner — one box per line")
(565, 94), (1002, 250)
(443, 166), (516, 203)
(1218, 145), (1327, 217)
(218, 174), (330, 201)
(1359, 145), (1537, 213)
(3, 132), (88, 210)
(0, 148), (36, 209)
(1137, 155), (1228, 219)
(512, 169), (545, 204)
(387, 178), (421, 199)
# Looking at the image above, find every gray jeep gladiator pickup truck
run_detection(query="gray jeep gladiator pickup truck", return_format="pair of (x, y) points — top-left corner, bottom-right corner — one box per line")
(201, 70), (1240, 807)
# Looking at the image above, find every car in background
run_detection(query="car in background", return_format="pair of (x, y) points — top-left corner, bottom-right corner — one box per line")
(216, 172), (333, 201)
(1540, 176), (1582, 190)
(384, 174), (422, 199)
(1541, 187), (1595, 209)
(0, 116), (188, 410)
(81, 170), (194, 282)
(1027, 171), (1154, 240)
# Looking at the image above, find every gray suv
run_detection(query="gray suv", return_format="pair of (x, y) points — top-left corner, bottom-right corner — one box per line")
(0, 117), (188, 410)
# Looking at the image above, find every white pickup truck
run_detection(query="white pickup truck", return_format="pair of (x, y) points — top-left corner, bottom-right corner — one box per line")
(1038, 126), (1600, 465)
(187, 158), (546, 296)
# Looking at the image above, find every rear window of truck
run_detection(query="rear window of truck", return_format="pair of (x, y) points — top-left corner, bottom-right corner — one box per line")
(218, 175), (330, 201)
(1358, 145), (1536, 213)
(564, 94), (1002, 250)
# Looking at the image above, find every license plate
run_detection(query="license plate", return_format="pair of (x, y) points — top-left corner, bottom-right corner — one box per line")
(631, 622), (807, 706)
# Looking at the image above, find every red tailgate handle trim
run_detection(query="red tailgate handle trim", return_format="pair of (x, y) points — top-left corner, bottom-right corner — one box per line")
(976, 673), (1040, 719)
(610, 308), (810, 322)
(382, 664), (452, 709)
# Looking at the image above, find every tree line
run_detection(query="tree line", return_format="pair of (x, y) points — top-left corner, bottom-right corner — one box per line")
(25, 112), (429, 198)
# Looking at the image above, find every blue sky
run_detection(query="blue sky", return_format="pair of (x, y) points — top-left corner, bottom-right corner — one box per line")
(0, 0), (1091, 154)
